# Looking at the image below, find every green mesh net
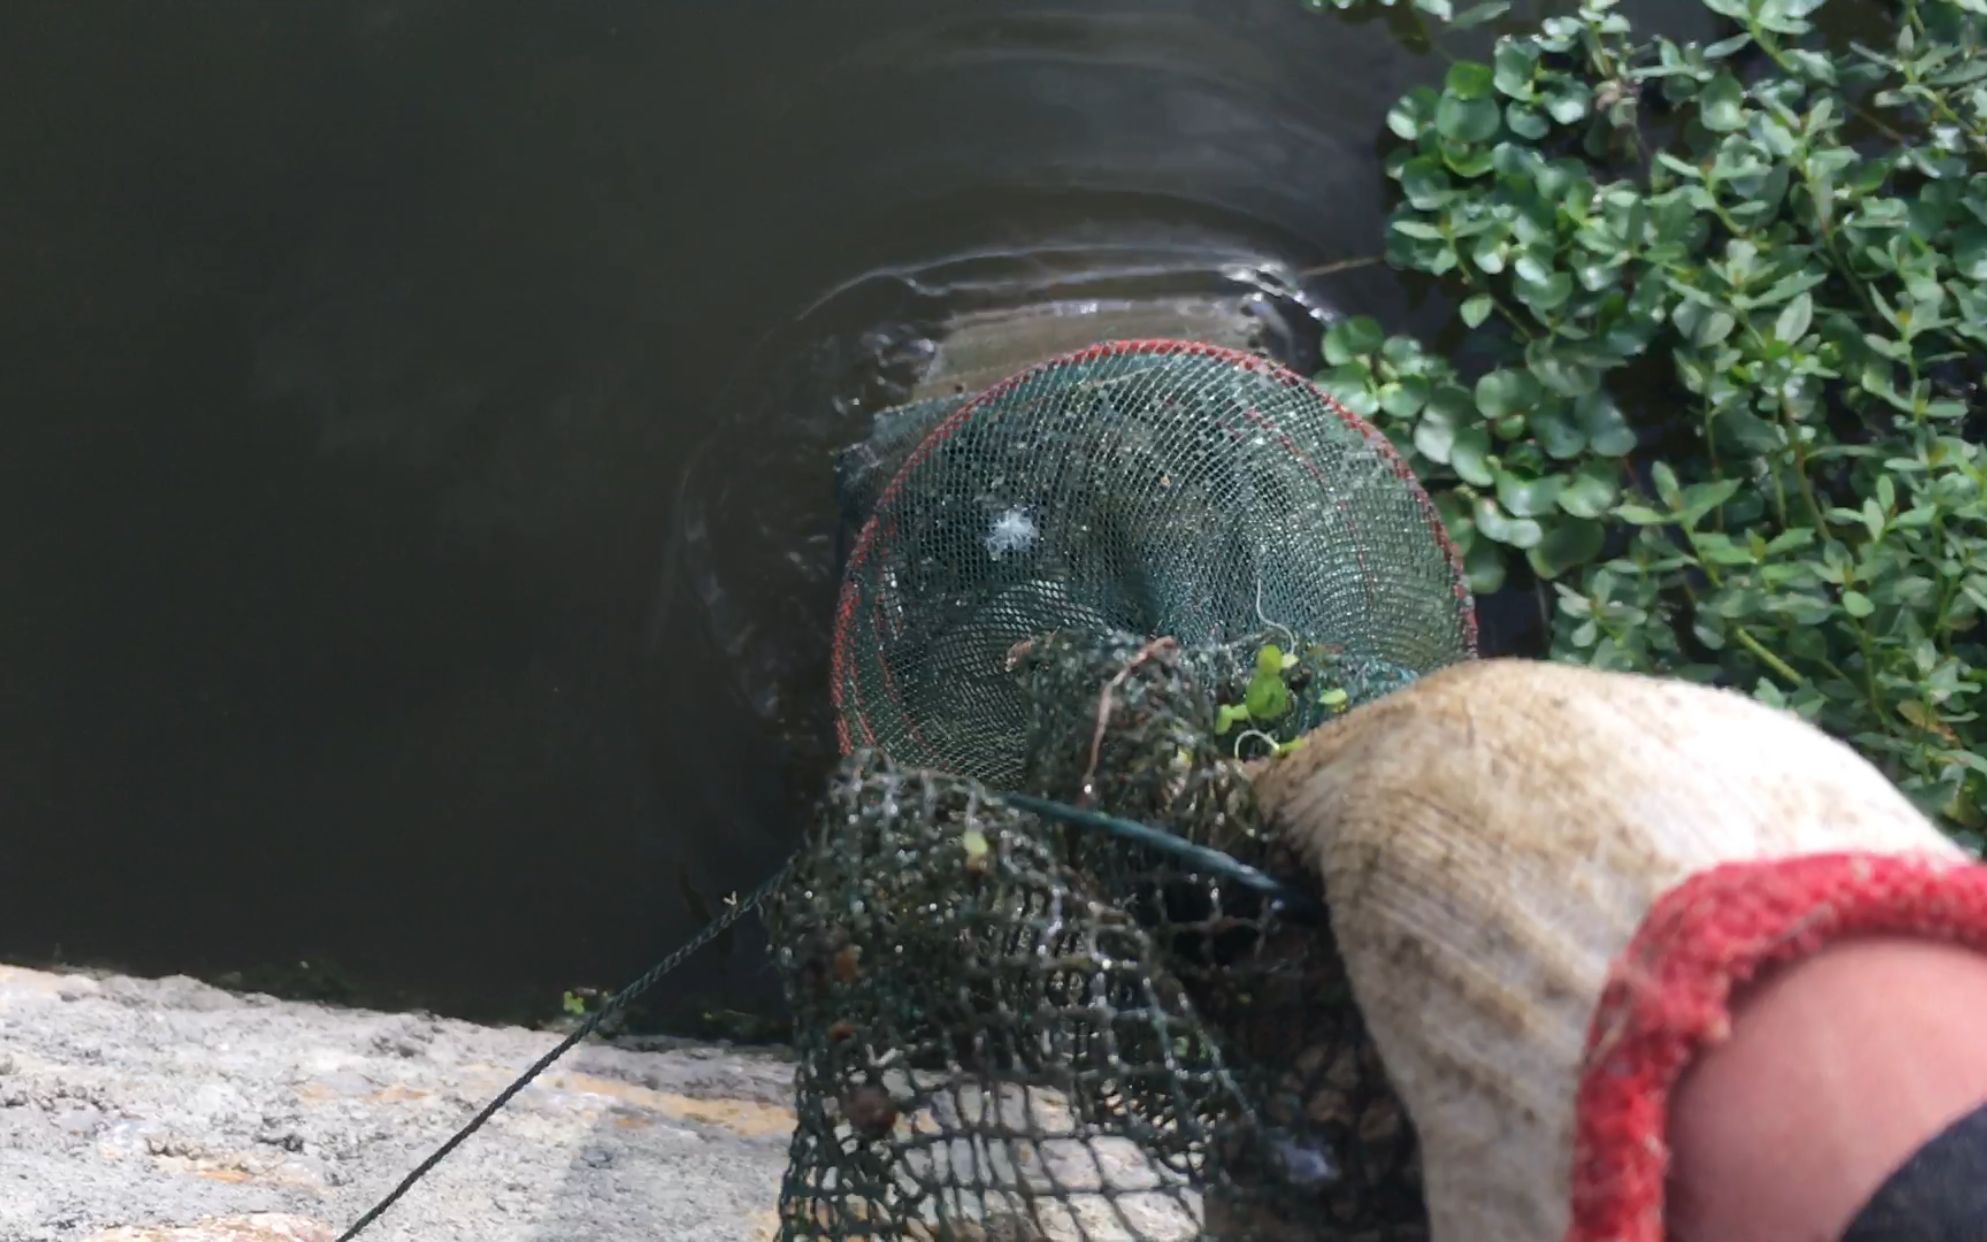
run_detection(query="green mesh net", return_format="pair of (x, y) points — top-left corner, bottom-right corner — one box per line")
(829, 340), (1475, 786)
(777, 340), (1476, 1239)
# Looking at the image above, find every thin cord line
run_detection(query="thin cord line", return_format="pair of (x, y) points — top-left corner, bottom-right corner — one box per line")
(334, 861), (793, 1241)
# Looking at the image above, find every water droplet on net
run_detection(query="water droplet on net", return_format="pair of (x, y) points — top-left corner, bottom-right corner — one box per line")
(1269, 1130), (1339, 1189)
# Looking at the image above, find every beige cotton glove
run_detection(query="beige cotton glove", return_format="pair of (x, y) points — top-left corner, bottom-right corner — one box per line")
(1249, 658), (1987, 1242)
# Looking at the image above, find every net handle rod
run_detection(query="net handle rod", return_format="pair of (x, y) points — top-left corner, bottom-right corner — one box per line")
(1001, 792), (1326, 924)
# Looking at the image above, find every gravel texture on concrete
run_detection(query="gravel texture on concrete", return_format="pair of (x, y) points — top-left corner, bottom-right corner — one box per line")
(0, 965), (795, 1242)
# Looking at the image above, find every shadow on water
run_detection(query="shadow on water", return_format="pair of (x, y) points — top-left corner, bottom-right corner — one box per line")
(1, 0), (1711, 1044)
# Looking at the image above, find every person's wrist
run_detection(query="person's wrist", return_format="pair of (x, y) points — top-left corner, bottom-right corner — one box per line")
(1665, 935), (1987, 1241)
(1571, 853), (1987, 1242)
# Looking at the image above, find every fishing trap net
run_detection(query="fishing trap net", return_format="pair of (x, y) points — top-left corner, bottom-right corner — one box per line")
(773, 340), (1478, 1239)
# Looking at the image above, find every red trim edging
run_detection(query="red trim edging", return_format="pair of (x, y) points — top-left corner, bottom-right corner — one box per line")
(1571, 851), (1987, 1241)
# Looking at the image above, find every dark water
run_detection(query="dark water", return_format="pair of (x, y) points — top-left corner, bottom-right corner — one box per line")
(0, 0), (1694, 1031)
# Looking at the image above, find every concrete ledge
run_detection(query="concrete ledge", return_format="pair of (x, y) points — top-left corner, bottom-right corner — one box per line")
(0, 965), (793, 1241)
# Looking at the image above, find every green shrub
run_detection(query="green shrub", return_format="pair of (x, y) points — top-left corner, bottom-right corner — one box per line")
(1310, 0), (1987, 838)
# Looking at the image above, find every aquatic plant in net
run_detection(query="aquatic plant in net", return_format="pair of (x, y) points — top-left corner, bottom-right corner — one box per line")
(774, 342), (1476, 1238)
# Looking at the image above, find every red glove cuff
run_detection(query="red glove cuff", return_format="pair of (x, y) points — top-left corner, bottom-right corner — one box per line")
(1568, 850), (1987, 1242)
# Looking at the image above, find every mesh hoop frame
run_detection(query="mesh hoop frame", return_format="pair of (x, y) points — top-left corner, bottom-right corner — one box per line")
(831, 338), (1478, 782)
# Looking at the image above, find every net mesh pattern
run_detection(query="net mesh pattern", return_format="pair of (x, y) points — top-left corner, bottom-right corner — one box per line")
(830, 340), (1475, 786)
(776, 340), (1476, 1239)
(776, 633), (1429, 1240)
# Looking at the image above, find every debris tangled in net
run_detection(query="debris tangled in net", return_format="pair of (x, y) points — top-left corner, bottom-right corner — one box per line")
(772, 630), (1428, 1240)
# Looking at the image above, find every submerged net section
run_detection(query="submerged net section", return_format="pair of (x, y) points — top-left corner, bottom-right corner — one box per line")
(775, 341), (1477, 1239)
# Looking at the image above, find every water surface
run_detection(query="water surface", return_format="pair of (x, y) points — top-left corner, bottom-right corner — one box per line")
(2, 0), (1679, 1027)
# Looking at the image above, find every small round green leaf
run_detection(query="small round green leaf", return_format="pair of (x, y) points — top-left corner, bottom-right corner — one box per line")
(1495, 467), (1564, 517)
(1319, 371), (1379, 417)
(1529, 402), (1588, 459)
(1414, 389), (1462, 457)
(1543, 80), (1592, 124)
(1386, 86), (1440, 141)
(1460, 294), (1494, 328)
(1446, 61), (1495, 101)
(1323, 315), (1385, 364)
(1475, 368), (1539, 418)
(1414, 416), (1456, 464)
(1494, 42), (1539, 99)
(1442, 142), (1496, 178)
(1525, 340), (1601, 397)
(1450, 425), (1495, 486)
(1400, 155), (1453, 209)
(1700, 72), (1746, 132)
(1506, 104), (1550, 139)
(1527, 517), (1605, 579)
(1380, 376), (1431, 419)
(1558, 460), (1620, 518)
(1693, 309), (1736, 346)
(1474, 496), (1544, 549)
(1436, 93), (1502, 143)
(1516, 270), (1574, 313)
(1576, 392), (1636, 456)
(1425, 384), (1475, 424)
(1380, 334), (1431, 373)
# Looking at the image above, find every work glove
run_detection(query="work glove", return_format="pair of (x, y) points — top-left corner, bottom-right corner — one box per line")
(1251, 658), (1987, 1241)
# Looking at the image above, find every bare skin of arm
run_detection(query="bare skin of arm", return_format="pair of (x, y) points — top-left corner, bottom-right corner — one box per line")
(1667, 936), (1987, 1241)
